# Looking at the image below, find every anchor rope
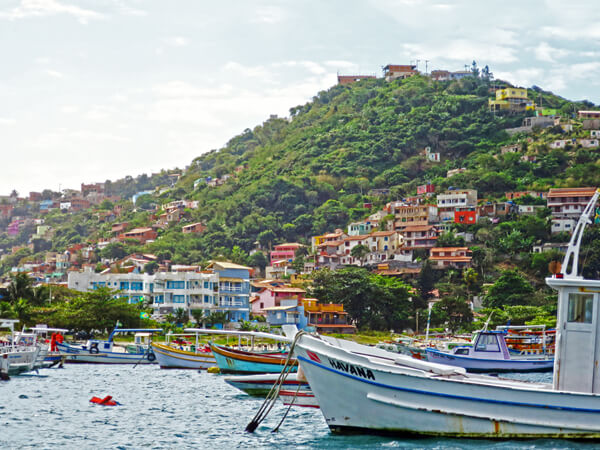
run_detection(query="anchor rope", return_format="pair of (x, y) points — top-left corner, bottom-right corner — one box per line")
(271, 376), (303, 433)
(245, 331), (305, 433)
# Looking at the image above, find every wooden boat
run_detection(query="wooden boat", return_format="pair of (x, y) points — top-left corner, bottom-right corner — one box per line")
(56, 328), (161, 364)
(210, 343), (297, 374)
(152, 342), (216, 369)
(224, 373), (309, 396)
(292, 189), (600, 438)
(425, 330), (554, 372)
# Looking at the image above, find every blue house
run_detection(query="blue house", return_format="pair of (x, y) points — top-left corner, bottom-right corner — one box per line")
(210, 261), (251, 322)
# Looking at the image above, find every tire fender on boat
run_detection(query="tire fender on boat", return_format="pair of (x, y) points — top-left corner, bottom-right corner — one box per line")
(89, 343), (99, 354)
(147, 352), (156, 362)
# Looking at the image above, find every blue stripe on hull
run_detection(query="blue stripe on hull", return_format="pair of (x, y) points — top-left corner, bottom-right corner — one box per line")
(298, 355), (600, 414)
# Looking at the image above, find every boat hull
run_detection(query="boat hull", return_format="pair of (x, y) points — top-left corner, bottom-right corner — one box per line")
(426, 349), (554, 373)
(151, 343), (216, 369)
(295, 334), (600, 438)
(224, 373), (309, 396)
(279, 390), (320, 408)
(56, 342), (156, 364)
(1, 347), (40, 375)
(210, 343), (297, 374)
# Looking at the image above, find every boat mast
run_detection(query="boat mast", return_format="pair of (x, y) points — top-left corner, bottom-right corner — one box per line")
(561, 189), (600, 279)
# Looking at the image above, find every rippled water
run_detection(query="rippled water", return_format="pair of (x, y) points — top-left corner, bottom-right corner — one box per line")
(0, 366), (590, 449)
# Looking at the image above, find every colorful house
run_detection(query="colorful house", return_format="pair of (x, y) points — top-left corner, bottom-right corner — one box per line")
(270, 243), (305, 265)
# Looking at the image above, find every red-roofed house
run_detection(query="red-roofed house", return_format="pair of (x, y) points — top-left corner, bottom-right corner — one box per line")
(430, 247), (472, 269)
(250, 284), (306, 316)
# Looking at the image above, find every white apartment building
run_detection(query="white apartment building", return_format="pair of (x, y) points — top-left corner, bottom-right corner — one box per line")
(68, 262), (251, 321)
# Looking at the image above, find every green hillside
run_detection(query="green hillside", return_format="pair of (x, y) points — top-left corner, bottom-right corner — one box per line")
(2, 73), (597, 271)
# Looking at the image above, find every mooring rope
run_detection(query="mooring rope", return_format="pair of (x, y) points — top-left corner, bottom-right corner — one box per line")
(245, 331), (304, 433)
(271, 377), (303, 433)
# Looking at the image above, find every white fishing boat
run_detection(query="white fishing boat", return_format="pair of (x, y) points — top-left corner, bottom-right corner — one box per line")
(0, 319), (41, 376)
(152, 332), (216, 369)
(13, 326), (69, 368)
(56, 328), (161, 364)
(291, 188), (600, 438)
(425, 329), (554, 372)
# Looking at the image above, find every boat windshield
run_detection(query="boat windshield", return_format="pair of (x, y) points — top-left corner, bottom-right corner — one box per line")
(475, 333), (500, 352)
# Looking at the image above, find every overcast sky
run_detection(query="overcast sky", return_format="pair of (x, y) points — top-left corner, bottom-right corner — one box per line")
(1, 0), (599, 196)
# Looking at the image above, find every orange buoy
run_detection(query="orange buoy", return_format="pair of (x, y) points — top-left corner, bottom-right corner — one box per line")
(90, 395), (119, 406)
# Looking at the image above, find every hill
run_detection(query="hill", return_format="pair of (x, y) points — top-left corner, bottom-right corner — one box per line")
(0, 72), (597, 272)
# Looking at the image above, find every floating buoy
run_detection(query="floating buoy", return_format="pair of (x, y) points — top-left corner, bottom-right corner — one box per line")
(207, 366), (220, 374)
(90, 395), (120, 406)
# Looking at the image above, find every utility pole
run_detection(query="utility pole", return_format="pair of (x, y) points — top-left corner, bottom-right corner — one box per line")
(425, 60), (429, 75)
(415, 59), (420, 71)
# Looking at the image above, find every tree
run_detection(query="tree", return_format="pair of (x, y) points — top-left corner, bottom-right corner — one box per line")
(173, 308), (188, 325)
(248, 251), (268, 275)
(417, 260), (436, 301)
(257, 230), (276, 250)
(433, 296), (473, 332)
(144, 261), (159, 275)
(190, 309), (204, 326)
(436, 232), (465, 247)
(471, 60), (479, 77)
(309, 267), (413, 330)
(484, 270), (534, 309)
(6, 273), (34, 304)
(350, 244), (370, 266)
(100, 242), (128, 260)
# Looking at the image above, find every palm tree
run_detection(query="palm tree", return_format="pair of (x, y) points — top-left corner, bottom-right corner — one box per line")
(0, 301), (14, 318)
(350, 244), (370, 266)
(7, 273), (33, 303)
(12, 298), (31, 325)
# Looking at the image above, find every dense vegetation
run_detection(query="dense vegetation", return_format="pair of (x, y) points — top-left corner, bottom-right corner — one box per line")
(3, 70), (600, 332)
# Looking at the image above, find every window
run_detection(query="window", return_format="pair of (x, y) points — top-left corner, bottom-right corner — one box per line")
(119, 281), (129, 290)
(475, 333), (500, 352)
(166, 281), (185, 289)
(204, 281), (209, 289)
(130, 282), (143, 291)
(173, 295), (186, 303)
(568, 293), (593, 323)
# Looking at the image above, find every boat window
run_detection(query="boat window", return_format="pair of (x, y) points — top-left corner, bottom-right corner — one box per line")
(454, 348), (469, 355)
(475, 333), (500, 352)
(568, 293), (594, 323)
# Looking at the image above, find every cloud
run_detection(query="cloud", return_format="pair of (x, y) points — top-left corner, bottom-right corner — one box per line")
(60, 105), (79, 114)
(533, 42), (570, 63)
(156, 36), (190, 55)
(252, 6), (285, 24)
(0, 117), (16, 126)
(163, 36), (189, 47)
(44, 69), (63, 78)
(0, 0), (104, 24)
(402, 39), (518, 65)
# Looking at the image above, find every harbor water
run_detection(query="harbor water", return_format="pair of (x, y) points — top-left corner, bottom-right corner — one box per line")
(0, 365), (590, 449)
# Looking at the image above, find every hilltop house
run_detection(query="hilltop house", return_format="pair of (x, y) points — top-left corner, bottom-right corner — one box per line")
(383, 64), (418, 81)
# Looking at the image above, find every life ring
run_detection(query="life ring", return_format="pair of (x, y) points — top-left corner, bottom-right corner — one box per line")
(89, 343), (99, 354)
(147, 352), (156, 362)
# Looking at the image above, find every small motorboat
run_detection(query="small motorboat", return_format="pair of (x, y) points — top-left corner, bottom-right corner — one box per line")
(425, 329), (554, 373)
(56, 328), (162, 364)
(0, 319), (41, 376)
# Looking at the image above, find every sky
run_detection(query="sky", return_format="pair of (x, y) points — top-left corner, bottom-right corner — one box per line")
(1, 0), (600, 196)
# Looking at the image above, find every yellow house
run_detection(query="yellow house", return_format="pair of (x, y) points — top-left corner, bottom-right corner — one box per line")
(489, 88), (535, 112)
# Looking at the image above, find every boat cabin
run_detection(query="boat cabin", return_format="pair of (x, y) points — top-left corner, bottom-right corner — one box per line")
(451, 331), (510, 360)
